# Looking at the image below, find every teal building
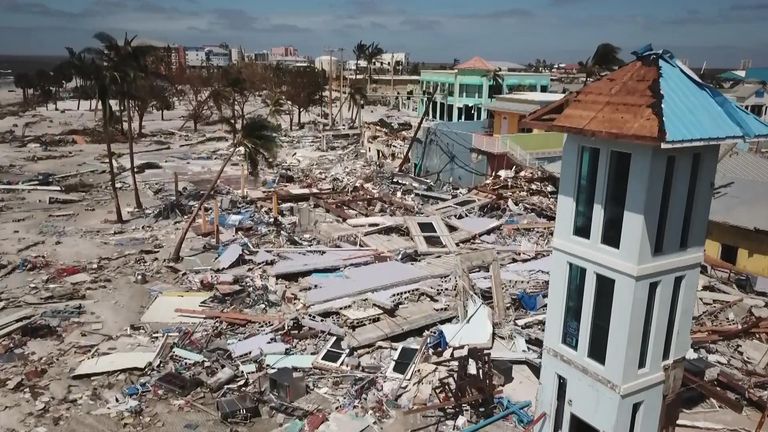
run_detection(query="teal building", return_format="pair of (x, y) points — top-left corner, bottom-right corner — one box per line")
(418, 56), (551, 122)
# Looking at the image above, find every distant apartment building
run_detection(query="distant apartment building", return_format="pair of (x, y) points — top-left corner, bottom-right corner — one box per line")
(231, 46), (245, 65)
(251, 47), (311, 67)
(162, 45), (185, 71)
(371, 52), (409, 74)
(184, 44), (232, 68)
(271, 46), (298, 57)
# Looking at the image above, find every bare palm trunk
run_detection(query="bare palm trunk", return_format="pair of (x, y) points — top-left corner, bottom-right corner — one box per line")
(170, 145), (237, 261)
(118, 99), (125, 135)
(126, 99), (143, 210)
(103, 97), (124, 224)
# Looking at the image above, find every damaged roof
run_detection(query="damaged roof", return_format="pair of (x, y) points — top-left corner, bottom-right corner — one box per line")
(524, 45), (768, 145)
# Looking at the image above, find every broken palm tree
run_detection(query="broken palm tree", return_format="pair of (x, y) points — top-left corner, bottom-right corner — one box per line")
(170, 116), (280, 261)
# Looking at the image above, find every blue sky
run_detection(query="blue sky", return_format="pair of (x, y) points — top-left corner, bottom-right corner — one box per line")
(0, 0), (766, 67)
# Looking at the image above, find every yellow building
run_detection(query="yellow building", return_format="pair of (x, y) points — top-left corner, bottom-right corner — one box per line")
(705, 149), (768, 277)
(485, 93), (565, 135)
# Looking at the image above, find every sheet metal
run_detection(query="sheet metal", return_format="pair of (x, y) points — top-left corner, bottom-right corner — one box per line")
(304, 261), (432, 305)
(659, 58), (757, 143)
(268, 250), (375, 276)
(140, 292), (212, 323)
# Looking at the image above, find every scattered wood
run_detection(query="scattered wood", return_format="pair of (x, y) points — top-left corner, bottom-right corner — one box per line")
(0, 184), (63, 191)
(16, 240), (44, 253)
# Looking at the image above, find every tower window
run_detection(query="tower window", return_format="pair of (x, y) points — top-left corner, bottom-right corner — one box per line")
(638, 282), (659, 370)
(553, 375), (567, 432)
(573, 146), (600, 239)
(588, 274), (615, 365)
(680, 153), (701, 249)
(601, 150), (632, 249)
(654, 156), (675, 254)
(662, 276), (684, 361)
(562, 263), (587, 350)
(629, 402), (642, 432)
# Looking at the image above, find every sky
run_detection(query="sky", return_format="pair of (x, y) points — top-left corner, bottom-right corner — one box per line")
(0, 0), (766, 67)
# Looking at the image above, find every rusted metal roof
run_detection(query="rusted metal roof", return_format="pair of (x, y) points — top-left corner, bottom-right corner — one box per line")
(548, 56), (663, 143)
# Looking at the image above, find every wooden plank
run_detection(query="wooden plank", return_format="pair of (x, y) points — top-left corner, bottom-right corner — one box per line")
(174, 308), (283, 323)
(682, 372), (743, 414)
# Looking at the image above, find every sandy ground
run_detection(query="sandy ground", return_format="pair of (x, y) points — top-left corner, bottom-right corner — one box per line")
(0, 92), (420, 431)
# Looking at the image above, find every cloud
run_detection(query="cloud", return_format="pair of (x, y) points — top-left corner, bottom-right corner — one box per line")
(460, 8), (535, 20)
(0, 0), (79, 18)
(729, 2), (768, 11)
(209, 8), (260, 31)
(399, 17), (442, 31)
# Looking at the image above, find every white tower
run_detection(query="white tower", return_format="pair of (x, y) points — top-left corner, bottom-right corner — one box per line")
(524, 46), (768, 432)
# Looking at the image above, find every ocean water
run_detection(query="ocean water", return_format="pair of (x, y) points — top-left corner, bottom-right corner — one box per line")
(0, 55), (67, 77)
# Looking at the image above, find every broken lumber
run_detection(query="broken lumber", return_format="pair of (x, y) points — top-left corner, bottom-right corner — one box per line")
(174, 308), (283, 323)
(682, 372), (743, 413)
(0, 184), (63, 192)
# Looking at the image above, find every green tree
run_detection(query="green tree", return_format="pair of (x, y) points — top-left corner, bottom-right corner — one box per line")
(13, 72), (34, 104)
(170, 116), (280, 261)
(282, 66), (324, 128)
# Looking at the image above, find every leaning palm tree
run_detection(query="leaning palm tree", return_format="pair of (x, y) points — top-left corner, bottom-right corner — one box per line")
(169, 116), (280, 262)
(352, 40), (367, 79)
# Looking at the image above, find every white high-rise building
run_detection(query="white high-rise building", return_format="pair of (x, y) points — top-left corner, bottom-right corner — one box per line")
(524, 46), (768, 432)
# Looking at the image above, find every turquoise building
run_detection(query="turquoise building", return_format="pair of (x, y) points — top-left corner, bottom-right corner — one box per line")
(419, 56), (551, 122)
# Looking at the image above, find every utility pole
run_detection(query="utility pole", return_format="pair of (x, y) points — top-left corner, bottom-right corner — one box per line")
(326, 48), (336, 129)
(338, 48), (345, 123)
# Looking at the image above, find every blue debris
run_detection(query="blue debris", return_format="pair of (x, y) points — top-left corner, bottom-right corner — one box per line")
(517, 292), (545, 311)
(122, 382), (151, 397)
(428, 328), (448, 351)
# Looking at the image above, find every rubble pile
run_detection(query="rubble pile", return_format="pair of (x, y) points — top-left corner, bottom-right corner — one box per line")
(0, 119), (558, 431)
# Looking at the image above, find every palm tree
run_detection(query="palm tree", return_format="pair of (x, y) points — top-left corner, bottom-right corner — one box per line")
(363, 42), (385, 88)
(352, 40), (367, 79)
(578, 43), (624, 86)
(170, 116), (280, 261)
(88, 31), (159, 211)
(66, 47), (89, 110)
(265, 93), (287, 124)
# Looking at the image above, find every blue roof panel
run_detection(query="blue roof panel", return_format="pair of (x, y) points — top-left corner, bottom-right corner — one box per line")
(659, 57), (768, 143)
(745, 68), (768, 82)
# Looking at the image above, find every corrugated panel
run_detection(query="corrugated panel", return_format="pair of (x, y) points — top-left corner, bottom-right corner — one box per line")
(550, 58), (662, 142)
(717, 150), (768, 183)
(659, 59), (746, 142)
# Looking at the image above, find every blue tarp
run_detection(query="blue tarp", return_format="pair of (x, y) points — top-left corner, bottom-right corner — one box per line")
(517, 292), (545, 311)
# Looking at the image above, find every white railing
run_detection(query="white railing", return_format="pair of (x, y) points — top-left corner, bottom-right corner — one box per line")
(472, 134), (539, 167)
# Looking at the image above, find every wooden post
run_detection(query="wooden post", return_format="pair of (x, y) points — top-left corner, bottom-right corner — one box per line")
(173, 172), (179, 200)
(240, 164), (246, 197)
(491, 257), (506, 323)
(200, 205), (207, 231)
(213, 199), (220, 245)
(755, 406), (768, 432)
